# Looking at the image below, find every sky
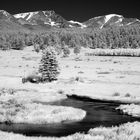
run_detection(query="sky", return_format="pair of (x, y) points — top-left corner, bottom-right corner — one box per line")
(0, 0), (140, 22)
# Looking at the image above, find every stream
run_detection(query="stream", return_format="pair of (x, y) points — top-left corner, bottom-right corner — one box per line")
(0, 95), (140, 137)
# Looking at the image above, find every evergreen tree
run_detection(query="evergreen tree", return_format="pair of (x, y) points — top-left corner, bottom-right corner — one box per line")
(39, 47), (60, 82)
(11, 37), (25, 50)
(74, 45), (81, 55)
(61, 41), (70, 57)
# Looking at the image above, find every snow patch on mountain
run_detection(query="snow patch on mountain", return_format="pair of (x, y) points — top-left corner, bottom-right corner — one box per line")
(136, 19), (140, 22)
(69, 20), (87, 28)
(14, 12), (38, 20)
(42, 11), (49, 17)
(104, 14), (122, 23)
(14, 13), (29, 19)
(50, 21), (59, 26)
(126, 22), (134, 26)
(69, 25), (74, 27)
(125, 19), (140, 26)
(44, 19), (59, 27)
(115, 17), (123, 23)
(93, 16), (102, 19)
(100, 14), (123, 29)
(26, 12), (38, 20)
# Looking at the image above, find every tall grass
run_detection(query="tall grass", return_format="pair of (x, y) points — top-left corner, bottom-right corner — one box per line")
(0, 99), (86, 124)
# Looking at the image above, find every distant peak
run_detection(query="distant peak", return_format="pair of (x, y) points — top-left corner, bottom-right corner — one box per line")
(0, 10), (10, 16)
(104, 14), (123, 23)
(42, 10), (55, 14)
(105, 14), (123, 19)
(14, 10), (57, 20)
(0, 10), (7, 12)
(105, 14), (123, 17)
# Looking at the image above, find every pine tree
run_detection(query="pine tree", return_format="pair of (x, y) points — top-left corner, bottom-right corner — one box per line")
(39, 47), (60, 82)
(74, 45), (81, 55)
(63, 46), (70, 57)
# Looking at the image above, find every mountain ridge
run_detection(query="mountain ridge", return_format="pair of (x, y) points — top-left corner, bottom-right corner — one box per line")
(0, 10), (140, 32)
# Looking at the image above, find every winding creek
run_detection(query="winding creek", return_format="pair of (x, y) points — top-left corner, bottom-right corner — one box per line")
(0, 95), (140, 137)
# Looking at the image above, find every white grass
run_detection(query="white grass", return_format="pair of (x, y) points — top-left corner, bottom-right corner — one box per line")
(116, 104), (140, 117)
(0, 87), (67, 103)
(88, 121), (140, 140)
(0, 99), (86, 124)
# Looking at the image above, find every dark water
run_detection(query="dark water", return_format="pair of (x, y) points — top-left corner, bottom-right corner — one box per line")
(0, 96), (140, 137)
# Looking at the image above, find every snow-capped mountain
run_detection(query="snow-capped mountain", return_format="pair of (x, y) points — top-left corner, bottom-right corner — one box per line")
(84, 14), (140, 29)
(14, 11), (75, 28)
(0, 10), (140, 31)
(13, 10), (86, 29)
(14, 11), (60, 26)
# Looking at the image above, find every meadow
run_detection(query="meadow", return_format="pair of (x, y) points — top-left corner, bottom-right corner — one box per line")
(0, 46), (140, 139)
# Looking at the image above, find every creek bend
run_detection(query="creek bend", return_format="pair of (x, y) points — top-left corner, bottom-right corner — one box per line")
(0, 95), (140, 137)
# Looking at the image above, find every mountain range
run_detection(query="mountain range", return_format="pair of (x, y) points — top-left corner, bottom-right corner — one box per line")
(0, 10), (140, 32)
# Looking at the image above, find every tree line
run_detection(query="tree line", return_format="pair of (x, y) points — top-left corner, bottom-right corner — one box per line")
(0, 24), (140, 55)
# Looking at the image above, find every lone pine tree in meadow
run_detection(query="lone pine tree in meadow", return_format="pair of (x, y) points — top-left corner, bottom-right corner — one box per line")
(39, 47), (60, 82)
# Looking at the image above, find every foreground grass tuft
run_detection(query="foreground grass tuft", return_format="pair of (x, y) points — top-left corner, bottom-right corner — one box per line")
(0, 99), (86, 124)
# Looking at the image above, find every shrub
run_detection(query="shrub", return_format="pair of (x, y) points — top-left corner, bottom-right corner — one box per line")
(24, 36), (33, 46)
(22, 75), (42, 84)
(33, 43), (40, 53)
(39, 47), (60, 82)
(0, 42), (11, 50)
(22, 71), (42, 84)
(0, 88), (15, 96)
(75, 76), (84, 83)
(57, 90), (64, 94)
(74, 57), (82, 61)
(125, 93), (131, 97)
(112, 92), (120, 96)
(62, 46), (70, 57)
(74, 46), (81, 55)
(78, 71), (84, 74)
